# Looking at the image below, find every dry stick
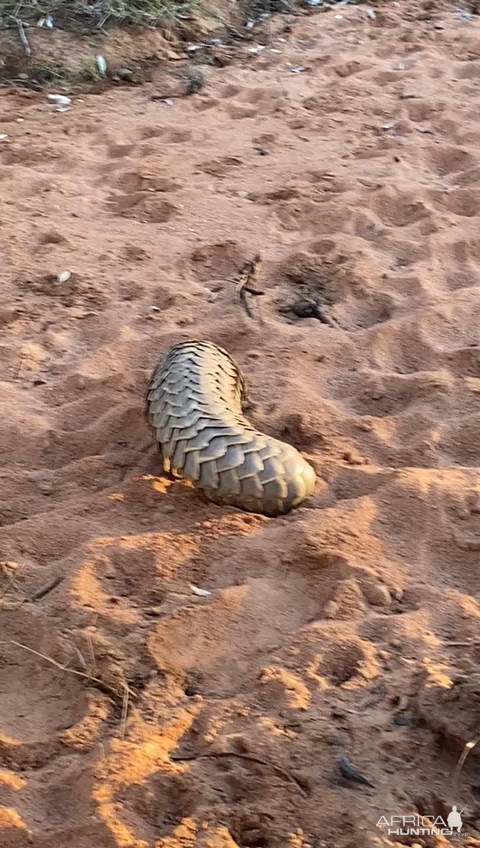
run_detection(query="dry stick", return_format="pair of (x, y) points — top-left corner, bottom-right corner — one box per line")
(15, 19), (31, 56)
(1, 573), (63, 608)
(0, 640), (131, 737)
(86, 633), (98, 680)
(171, 751), (307, 796)
(120, 686), (130, 740)
(452, 735), (480, 797)
(238, 285), (264, 321)
(29, 574), (64, 602)
(237, 255), (265, 322)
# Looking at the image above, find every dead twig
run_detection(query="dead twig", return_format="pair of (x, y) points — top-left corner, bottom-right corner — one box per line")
(1, 572), (63, 608)
(86, 633), (98, 683)
(236, 254), (265, 321)
(29, 574), (64, 602)
(452, 735), (480, 796)
(171, 750), (307, 795)
(121, 685), (130, 740)
(14, 19), (31, 56)
(338, 755), (375, 788)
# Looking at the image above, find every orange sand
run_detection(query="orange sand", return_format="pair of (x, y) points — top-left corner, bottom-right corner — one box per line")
(1, 2), (480, 845)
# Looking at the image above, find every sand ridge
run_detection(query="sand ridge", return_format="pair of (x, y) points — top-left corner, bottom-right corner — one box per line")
(1, 1), (480, 845)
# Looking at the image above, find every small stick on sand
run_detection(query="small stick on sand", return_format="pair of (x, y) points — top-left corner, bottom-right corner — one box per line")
(15, 19), (31, 56)
(452, 736), (479, 796)
(236, 254), (265, 321)
(339, 755), (375, 788)
(29, 574), (64, 602)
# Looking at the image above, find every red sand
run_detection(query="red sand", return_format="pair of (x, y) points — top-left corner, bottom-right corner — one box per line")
(1, 2), (480, 846)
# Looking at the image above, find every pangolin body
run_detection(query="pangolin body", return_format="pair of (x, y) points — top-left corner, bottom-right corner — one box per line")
(146, 340), (316, 516)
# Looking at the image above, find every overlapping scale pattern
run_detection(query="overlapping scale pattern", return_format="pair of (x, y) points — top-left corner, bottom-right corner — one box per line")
(146, 340), (317, 516)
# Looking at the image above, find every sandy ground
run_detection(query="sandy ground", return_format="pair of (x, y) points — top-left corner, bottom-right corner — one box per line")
(1, 1), (480, 846)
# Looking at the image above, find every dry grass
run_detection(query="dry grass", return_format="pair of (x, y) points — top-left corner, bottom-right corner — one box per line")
(0, 0), (203, 32)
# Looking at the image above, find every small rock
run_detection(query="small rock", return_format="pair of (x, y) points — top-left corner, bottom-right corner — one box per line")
(145, 606), (164, 616)
(394, 714), (417, 726)
(96, 55), (107, 76)
(38, 481), (53, 495)
(356, 421), (372, 432)
(342, 450), (364, 465)
(47, 94), (71, 106)
(292, 300), (322, 319)
(362, 582), (392, 606)
(324, 600), (339, 619)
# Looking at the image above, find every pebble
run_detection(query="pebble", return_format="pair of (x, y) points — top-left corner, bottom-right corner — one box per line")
(324, 600), (340, 619)
(38, 481), (53, 495)
(363, 582), (392, 606)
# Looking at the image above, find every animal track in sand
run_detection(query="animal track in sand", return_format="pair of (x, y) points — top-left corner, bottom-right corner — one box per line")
(327, 369), (453, 419)
(424, 145), (477, 176)
(189, 240), (244, 282)
(107, 191), (179, 223)
(148, 578), (321, 698)
(196, 156), (244, 178)
(429, 188), (480, 218)
(371, 188), (434, 228)
(275, 249), (396, 330)
(0, 608), (87, 750)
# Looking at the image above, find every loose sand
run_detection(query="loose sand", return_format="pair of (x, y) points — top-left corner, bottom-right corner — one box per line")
(1, 2), (480, 846)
